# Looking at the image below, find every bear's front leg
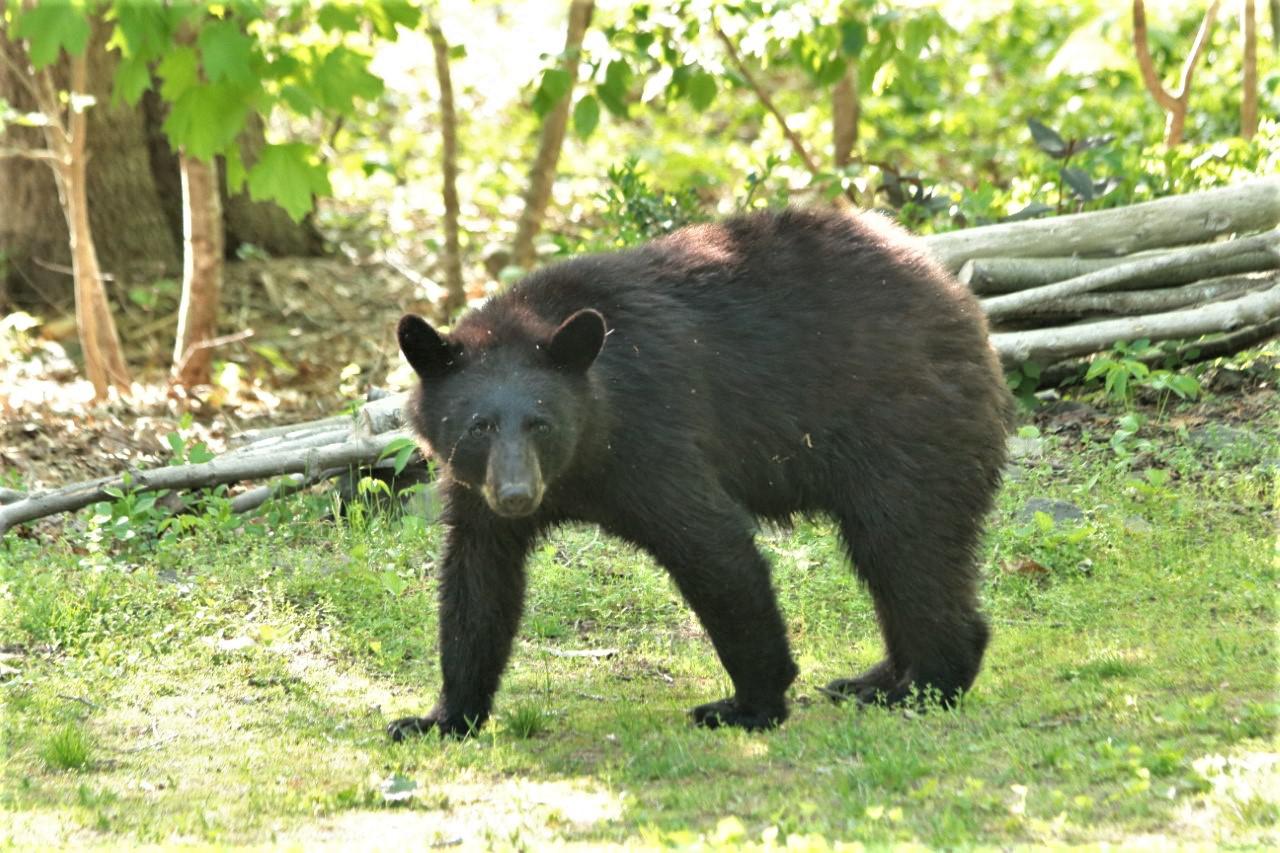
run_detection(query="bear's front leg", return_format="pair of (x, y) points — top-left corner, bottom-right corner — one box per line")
(388, 500), (535, 741)
(615, 489), (799, 731)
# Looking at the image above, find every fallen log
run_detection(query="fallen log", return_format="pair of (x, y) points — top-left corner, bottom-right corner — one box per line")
(0, 430), (412, 535)
(227, 468), (346, 515)
(921, 176), (1280, 271)
(991, 281), (1280, 366)
(996, 270), (1279, 321)
(981, 229), (1280, 319)
(1035, 316), (1280, 388)
(957, 249), (1277, 295)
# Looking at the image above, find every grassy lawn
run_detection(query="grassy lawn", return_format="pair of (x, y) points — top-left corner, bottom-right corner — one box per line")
(1, 399), (1276, 849)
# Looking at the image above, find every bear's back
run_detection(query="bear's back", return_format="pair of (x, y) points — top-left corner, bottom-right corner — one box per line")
(477, 208), (1011, 518)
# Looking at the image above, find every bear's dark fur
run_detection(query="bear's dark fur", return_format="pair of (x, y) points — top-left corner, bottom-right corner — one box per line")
(390, 207), (1014, 739)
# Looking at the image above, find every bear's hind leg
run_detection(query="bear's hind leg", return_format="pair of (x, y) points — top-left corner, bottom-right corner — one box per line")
(830, 503), (991, 709)
(819, 658), (900, 705)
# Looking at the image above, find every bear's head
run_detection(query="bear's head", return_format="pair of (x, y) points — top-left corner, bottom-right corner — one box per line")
(397, 309), (607, 518)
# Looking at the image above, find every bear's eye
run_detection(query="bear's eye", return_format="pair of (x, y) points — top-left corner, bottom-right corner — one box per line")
(468, 419), (495, 438)
(528, 419), (553, 435)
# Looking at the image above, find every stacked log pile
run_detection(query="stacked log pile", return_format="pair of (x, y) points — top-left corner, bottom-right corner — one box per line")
(2, 178), (1277, 534)
(920, 177), (1280, 369)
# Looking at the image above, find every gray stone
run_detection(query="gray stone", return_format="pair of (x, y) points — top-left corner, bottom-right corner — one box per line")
(1123, 516), (1154, 535)
(1017, 497), (1085, 525)
(1187, 423), (1260, 453)
(1007, 435), (1045, 460)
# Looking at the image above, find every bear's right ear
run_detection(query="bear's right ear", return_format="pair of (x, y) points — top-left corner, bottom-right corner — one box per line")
(547, 309), (606, 373)
(398, 314), (456, 379)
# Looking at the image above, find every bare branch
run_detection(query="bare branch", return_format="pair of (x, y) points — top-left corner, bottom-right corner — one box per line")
(1177, 0), (1221, 100)
(712, 18), (823, 178)
(1132, 0), (1221, 145)
(173, 329), (252, 382)
(1133, 0), (1179, 111)
(0, 38), (41, 102)
(0, 146), (60, 163)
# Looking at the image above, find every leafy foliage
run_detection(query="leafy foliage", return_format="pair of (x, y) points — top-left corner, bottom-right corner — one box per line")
(1, 0), (416, 221)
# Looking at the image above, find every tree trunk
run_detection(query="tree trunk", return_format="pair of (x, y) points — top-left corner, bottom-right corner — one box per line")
(1242, 0), (1258, 140)
(429, 19), (466, 316)
(38, 48), (132, 398)
(0, 18), (320, 313)
(510, 0), (594, 271)
(172, 154), (225, 387)
(832, 65), (858, 169)
(0, 19), (178, 307)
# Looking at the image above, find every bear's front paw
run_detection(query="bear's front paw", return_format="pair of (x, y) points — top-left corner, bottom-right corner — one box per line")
(691, 698), (786, 731)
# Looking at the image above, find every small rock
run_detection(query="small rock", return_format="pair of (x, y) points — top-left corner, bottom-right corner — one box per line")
(1003, 465), (1026, 482)
(1007, 435), (1045, 460)
(1017, 497), (1085, 525)
(1123, 516), (1154, 535)
(1188, 423), (1257, 451)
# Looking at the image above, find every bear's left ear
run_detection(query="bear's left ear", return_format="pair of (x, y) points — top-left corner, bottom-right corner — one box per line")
(547, 309), (606, 372)
(398, 314), (456, 379)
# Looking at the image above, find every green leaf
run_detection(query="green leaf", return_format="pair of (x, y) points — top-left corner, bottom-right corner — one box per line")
(1085, 358), (1115, 381)
(188, 442), (216, 464)
(113, 55), (152, 106)
(199, 20), (255, 86)
(278, 84), (318, 116)
(597, 59), (631, 117)
(572, 94), (599, 139)
(156, 46), (199, 102)
(312, 46), (384, 112)
(378, 437), (416, 463)
(246, 143), (331, 221)
(163, 81), (252, 161)
(366, 0), (421, 38)
(108, 2), (174, 61)
(393, 443), (416, 476)
(532, 68), (572, 118)
(685, 68), (716, 112)
(1027, 119), (1067, 158)
(224, 142), (247, 193)
(317, 2), (362, 32)
(1061, 166), (1094, 201)
(840, 20), (867, 57)
(13, 3), (91, 68)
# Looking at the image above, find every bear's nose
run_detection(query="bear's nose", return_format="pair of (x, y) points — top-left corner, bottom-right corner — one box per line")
(496, 484), (536, 516)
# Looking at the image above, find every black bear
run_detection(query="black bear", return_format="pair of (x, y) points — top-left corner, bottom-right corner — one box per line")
(390, 207), (1014, 739)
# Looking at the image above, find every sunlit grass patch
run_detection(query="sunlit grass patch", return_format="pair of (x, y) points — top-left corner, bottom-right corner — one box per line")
(39, 724), (92, 772)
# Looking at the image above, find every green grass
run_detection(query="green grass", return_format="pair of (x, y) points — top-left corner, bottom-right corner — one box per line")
(39, 726), (92, 773)
(1, 403), (1276, 848)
